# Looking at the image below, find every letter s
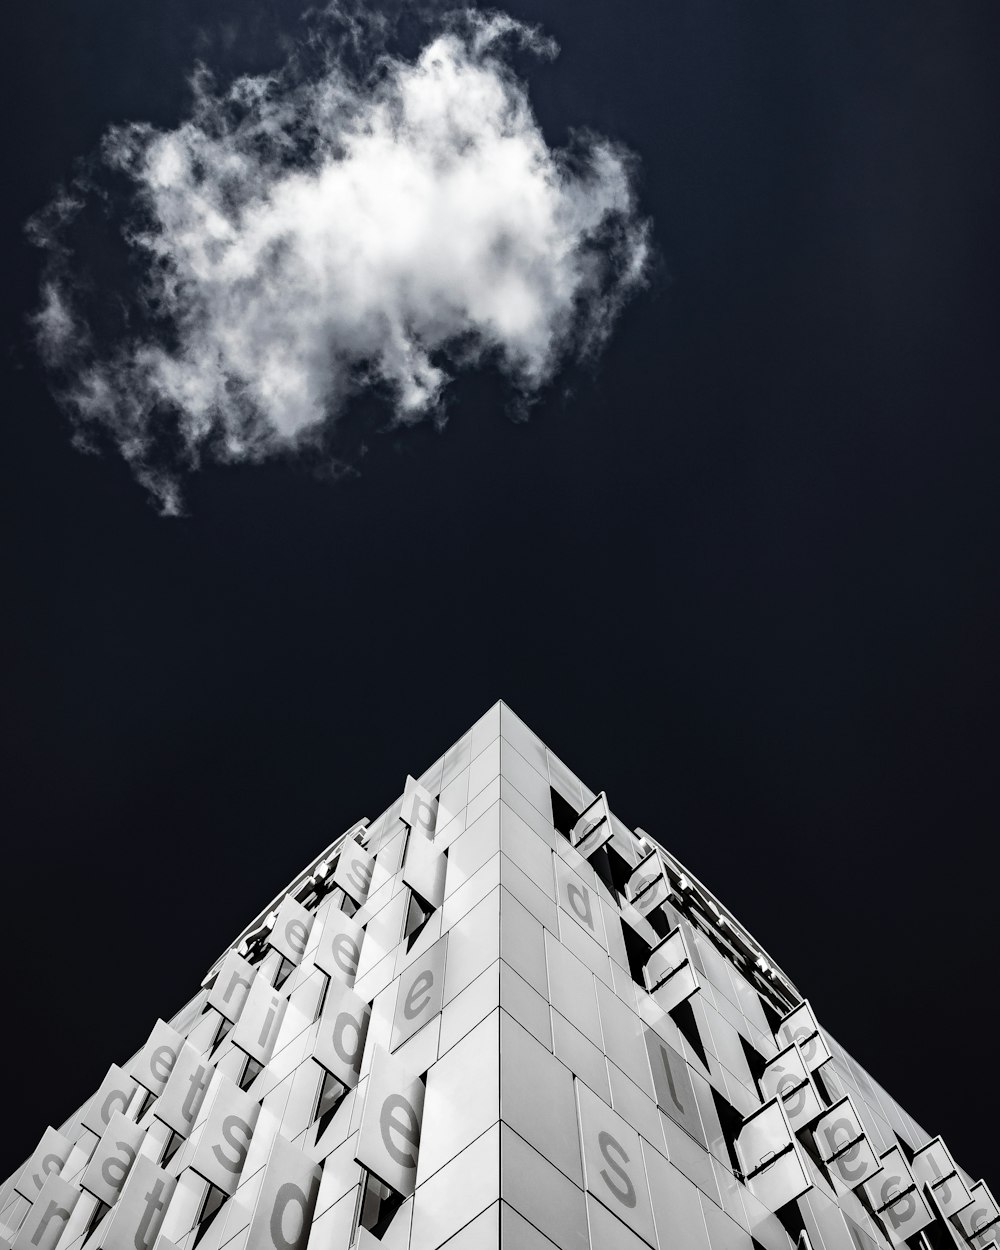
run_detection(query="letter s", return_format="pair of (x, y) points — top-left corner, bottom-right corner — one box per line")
(598, 1130), (636, 1209)
(212, 1115), (252, 1174)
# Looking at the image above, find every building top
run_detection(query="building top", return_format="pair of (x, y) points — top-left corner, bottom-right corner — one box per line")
(1, 699), (991, 1250)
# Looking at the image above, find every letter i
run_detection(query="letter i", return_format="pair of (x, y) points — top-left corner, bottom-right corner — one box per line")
(259, 996), (280, 1049)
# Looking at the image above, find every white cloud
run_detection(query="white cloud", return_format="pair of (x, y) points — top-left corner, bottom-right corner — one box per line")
(31, 9), (650, 510)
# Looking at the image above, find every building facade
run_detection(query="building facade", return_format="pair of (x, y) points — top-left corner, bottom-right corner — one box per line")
(1, 702), (995, 1250)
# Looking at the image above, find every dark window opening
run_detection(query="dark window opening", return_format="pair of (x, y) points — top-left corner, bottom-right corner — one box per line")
(893, 1133), (915, 1163)
(550, 787), (581, 838)
(193, 1186), (227, 1247)
(404, 891), (432, 951)
(336, 888), (359, 918)
(356, 1169), (407, 1241)
(914, 1214), (958, 1250)
(86, 1202), (109, 1238)
(135, 1089), (156, 1122)
(274, 956), (294, 989)
(587, 841), (634, 900)
(587, 844), (616, 897)
(621, 920), (654, 986)
(739, 1035), (768, 1086)
(670, 998), (710, 1070)
(161, 1130), (183, 1165)
(758, 995), (785, 1036)
(314, 1070), (348, 1137)
(776, 1201), (809, 1244)
(814, 1066), (838, 1109)
(210, 1017), (233, 1056)
(238, 1056), (263, 1091)
(845, 1216), (879, 1250)
(711, 1088), (746, 1178)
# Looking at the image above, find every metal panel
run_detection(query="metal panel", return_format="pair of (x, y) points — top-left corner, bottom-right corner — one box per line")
(500, 804), (553, 893)
(245, 1134), (321, 1250)
(775, 1001), (831, 1075)
(644, 928), (699, 1014)
(402, 831), (447, 910)
(444, 889), (501, 1004)
(498, 962), (550, 1051)
(500, 1012), (581, 1186)
(552, 1010), (611, 1104)
(568, 793), (613, 860)
(586, 1192), (653, 1250)
(595, 979), (653, 1097)
(911, 1138), (972, 1218)
(439, 964), (501, 1056)
(188, 1074), (261, 1195)
(207, 951), (257, 1024)
(391, 934), (448, 1051)
(355, 1046), (426, 1198)
(737, 1099), (792, 1176)
(11, 1174), (80, 1250)
(416, 1011), (500, 1186)
(81, 1112), (144, 1206)
(155, 1043), (215, 1138)
(575, 1079), (656, 1246)
(499, 890), (546, 999)
(313, 899), (366, 987)
(554, 860), (606, 950)
(641, 1139), (713, 1250)
(759, 1043), (824, 1132)
(101, 1156), (176, 1250)
(13, 1128), (74, 1202)
(544, 930), (600, 1039)
(332, 835), (376, 906)
(446, 806), (501, 900)
(736, 1100), (811, 1210)
(860, 1148), (935, 1245)
(401, 776), (438, 839)
(267, 895), (313, 967)
(232, 976), (288, 1065)
(82, 1065), (138, 1138)
(812, 1097), (881, 1188)
(128, 1019), (185, 1095)
(606, 1062), (663, 1152)
(643, 1028), (705, 1146)
(955, 1183), (1000, 1250)
(625, 851), (671, 920)
(314, 980), (371, 1089)
(500, 1124), (589, 1250)
(409, 1125), (501, 1250)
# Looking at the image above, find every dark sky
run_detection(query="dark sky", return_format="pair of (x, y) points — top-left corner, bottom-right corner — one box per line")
(3, 0), (998, 1186)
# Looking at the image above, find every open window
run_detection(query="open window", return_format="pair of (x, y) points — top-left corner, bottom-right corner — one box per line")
(912, 1138), (973, 1219)
(354, 1169), (409, 1243)
(569, 792), (614, 859)
(954, 1183), (1000, 1249)
(624, 848), (672, 921)
(774, 1001), (832, 1075)
(313, 1070), (349, 1137)
(735, 1100), (812, 1210)
(860, 1146), (935, 1245)
(643, 927), (700, 1014)
(401, 825), (446, 911)
(810, 1095), (882, 1189)
(400, 816), (447, 950)
(550, 787), (581, 838)
(192, 1185), (227, 1247)
(401, 776), (439, 840)
(759, 1042), (825, 1132)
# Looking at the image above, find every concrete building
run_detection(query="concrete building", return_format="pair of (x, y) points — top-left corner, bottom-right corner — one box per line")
(1, 702), (995, 1250)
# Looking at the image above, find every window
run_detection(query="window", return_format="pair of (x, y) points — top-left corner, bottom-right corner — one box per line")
(354, 1169), (408, 1242)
